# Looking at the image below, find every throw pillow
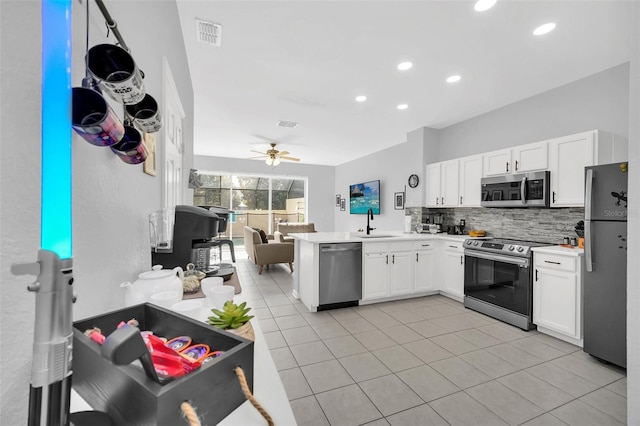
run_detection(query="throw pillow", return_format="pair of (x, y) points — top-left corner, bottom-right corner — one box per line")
(252, 227), (268, 244)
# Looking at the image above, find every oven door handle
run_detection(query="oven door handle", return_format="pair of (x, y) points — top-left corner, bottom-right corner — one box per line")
(465, 251), (530, 267)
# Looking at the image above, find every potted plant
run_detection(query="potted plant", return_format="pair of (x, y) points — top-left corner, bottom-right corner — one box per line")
(207, 301), (255, 341)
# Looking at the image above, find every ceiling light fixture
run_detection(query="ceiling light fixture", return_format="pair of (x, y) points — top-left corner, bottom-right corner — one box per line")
(474, 0), (497, 12)
(355, 95), (367, 102)
(397, 104), (408, 110)
(533, 22), (556, 36)
(397, 61), (413, 71)
(265, 156), (281, 167)
(446, 75), (461, 83)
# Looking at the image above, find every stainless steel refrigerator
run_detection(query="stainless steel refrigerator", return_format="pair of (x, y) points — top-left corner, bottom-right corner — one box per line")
(584, 162), (628, 368)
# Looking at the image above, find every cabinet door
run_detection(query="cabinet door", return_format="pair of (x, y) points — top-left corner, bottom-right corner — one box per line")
(483, 149), (511, 176)
(443, 247), (464, 299)
(440, 160), (460, 207)
(363, 252), (389, 300)
(513, 141), (548, 172)
(414, 249), (435, 292)
(426, 163), (441, 207)
(533, 268), (578, 338)
(549, 131), (595, 207)
(459, 155), (483, 207)
(389, 251), (413, 296)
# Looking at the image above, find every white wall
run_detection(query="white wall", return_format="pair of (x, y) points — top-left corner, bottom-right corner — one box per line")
(436, 63), (630, 161)
(334, 134), (425, 232)
(0, 1), (193, 423)
(194, 156), (335, 233)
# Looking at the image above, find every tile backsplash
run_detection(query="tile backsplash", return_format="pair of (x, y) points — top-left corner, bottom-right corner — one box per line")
(406, 206), (584, 244)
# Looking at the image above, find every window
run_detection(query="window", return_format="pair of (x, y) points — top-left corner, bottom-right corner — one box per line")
(192, 171), (307, 244)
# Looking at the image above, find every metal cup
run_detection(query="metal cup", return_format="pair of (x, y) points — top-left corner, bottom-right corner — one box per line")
(86, 44), (145, 105)
(72, 87), (125, 146)
(125, 94), (162, 133)
(110, 125), (148, 164)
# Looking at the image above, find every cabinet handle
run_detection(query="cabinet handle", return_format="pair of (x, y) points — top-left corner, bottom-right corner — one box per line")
(552, 191), (556, 203)
(422, 244), (430, 247)
(449, 245), (457, 249)
(460, 196), (463, 205)
(436, 197), (439, 205)
(506, 162), (510, 172)
(416, 253), (419, 262)
(515, 160), (519, 171)
(386, 254), (389, 264)
(392, 254), (395, 264)
(544, 260), (561, 265)
(441, 197), (444, 205)
(535, 269), (538, 281)
(460, 255), (463, 265)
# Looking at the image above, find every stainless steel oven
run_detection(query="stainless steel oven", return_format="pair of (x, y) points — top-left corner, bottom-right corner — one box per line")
(463, 238), (549, 330)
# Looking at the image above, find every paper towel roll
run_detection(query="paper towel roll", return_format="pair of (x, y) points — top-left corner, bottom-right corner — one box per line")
(404, 216), (413, 233)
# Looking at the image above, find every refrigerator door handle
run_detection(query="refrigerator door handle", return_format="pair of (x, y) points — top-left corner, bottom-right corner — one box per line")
(585, 220), (593, 272)
(585, 168), (594, 221)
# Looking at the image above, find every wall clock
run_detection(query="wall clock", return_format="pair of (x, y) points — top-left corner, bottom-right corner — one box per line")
(408, 174), (419, 188)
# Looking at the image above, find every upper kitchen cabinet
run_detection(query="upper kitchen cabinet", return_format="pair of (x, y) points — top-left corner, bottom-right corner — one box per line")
(548, 130), (626, 207)
(459, 155), (483, 207)
(426, 160), (459, 207)
(426, 155), (482, 208)
(483, 141), (548, 177)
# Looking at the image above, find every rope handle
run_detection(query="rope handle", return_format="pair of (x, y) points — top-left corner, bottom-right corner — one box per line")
(180, 366), (274, 426)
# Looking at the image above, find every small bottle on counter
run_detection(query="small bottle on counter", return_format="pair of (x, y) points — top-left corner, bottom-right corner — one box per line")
(570, 237), (578, 246)
(563, 237), (570, 245)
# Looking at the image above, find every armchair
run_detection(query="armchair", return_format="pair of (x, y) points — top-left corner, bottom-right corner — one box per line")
(244, 226), (294, 275)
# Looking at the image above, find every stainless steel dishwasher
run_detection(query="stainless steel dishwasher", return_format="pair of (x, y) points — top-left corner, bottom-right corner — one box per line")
(318, 242), (362, 310)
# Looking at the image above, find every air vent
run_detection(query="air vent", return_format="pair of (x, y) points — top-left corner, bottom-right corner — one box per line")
(277, 120), (298, 128)
(195, 19), (222, 46)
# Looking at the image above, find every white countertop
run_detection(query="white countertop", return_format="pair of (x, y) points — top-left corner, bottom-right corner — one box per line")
(532, 245), (584, 256)
(71, 292), (295, 425)
(289, 231), (474, 244)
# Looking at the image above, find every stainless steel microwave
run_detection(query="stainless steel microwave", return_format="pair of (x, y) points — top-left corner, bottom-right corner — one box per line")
(481, 171), (550, 208)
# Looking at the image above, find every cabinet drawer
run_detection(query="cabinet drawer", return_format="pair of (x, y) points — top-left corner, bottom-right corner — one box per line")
(444, 242), (463, 252)
(535, 253), (577, 272)
(387, 241), (414, 252)
(413, 240), (436, 250)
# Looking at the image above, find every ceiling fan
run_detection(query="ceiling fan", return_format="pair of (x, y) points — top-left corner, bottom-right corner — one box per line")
(248, 143), (300, 166)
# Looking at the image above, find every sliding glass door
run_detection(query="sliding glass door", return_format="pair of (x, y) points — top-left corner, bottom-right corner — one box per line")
(192, 172), (307, 246)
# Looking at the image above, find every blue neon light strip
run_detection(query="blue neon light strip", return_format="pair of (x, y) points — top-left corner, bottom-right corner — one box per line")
(41, 0), (72, 259)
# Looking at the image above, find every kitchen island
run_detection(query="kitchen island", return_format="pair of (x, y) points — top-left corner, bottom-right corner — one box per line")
(290, 231), (472, 311)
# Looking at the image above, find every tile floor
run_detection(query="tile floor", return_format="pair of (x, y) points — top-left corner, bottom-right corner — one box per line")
(231, 252), (627, 426)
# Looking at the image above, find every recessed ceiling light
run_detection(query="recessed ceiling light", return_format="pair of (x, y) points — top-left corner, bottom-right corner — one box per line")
(533, 22), (556, 36)
(474, 0), (496, 12)
(446, 75), (461, 83)
(355, 95), (367, 102)
(397, 104), (408, 110)
(397, 62), (413, 71)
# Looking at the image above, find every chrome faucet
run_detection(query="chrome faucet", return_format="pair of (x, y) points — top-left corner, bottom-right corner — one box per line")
(366, 208), (376, 235)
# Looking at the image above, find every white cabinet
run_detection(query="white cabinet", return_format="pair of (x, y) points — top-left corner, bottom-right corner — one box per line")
(441, 242), (465, 300)
(413, 241), (436, 293)
(426, 161), (459, 207)
(426, 155), (481, 208)
(363, 251), (389, 300)
(548, 131), (595, 207)
(362, 242), (414, 300)
(483, 148), (512, 176)
(459, 155), (483, 207)
(483, 142), (548, 177)
(533, 250), (583, 345)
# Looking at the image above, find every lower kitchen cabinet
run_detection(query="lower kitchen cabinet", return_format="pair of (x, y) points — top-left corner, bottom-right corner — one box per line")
(414, 241), (436, 293)
(362, 242), (414, 301)
(532, 250), (583, 345)
(442, 242), (464, 300)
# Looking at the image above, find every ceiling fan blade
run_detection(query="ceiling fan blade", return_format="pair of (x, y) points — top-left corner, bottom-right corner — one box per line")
(247, 155), (268, 159)
(278, 150), (290, 156)
(250, 150), (267, 155)
(280, 156), (300, 162)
